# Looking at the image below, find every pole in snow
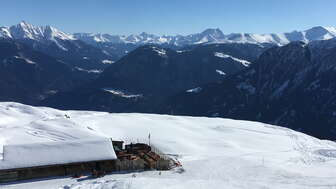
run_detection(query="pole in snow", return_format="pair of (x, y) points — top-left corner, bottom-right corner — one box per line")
(148, 133), (151, 146)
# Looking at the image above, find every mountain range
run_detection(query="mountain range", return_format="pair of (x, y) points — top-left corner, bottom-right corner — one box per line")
(1, 21), (336, 68)
(1, 21), (116, 71)
(2, 21), (336, 140)
(42, 43), (268, 112)
(2, 21), (336, 48)
(73, 26), (336, 46)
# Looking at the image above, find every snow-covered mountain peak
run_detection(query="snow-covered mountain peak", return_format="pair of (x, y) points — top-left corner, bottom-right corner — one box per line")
(17, 21), (33, 29)
(10, 21), (43, 40)
(139, 32), (151, 37)
(2, 21), (74, 41)
(304, 26), (336, 40)
(17, 21), (38, 30)
(305, 26), (334, 33)
(201, 28), (224, 37)
(43, 25), (75, 40)
(191, 28), (225, 44)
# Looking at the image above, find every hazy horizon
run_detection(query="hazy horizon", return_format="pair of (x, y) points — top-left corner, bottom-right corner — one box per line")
(1, 0), (336, 35)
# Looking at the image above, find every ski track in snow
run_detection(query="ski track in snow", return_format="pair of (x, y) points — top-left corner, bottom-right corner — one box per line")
(0, 102), (336, 189)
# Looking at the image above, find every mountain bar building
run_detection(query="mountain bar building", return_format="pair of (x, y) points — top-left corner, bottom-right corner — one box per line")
(0, 138), (172, 183)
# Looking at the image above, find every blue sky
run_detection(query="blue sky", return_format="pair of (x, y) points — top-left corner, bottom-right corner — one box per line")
(1, 0), (335, 35)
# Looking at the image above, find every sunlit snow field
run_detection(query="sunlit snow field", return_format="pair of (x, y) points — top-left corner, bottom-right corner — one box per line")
(1, 102), (336, 189)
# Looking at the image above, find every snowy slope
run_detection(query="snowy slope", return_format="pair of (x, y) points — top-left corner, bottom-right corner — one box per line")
(0, 27), (12, 38)
(1, 102), (336, 189)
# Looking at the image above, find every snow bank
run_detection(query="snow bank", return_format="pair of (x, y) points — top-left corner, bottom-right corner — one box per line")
(0, 139), (116, 170)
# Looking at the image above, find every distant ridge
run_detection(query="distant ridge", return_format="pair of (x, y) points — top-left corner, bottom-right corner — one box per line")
(73, 26), (336, 46)
(1, 21), (336, 46)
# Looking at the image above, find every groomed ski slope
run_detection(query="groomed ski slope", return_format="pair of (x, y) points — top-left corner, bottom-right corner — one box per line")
(1, 102), (336, 189)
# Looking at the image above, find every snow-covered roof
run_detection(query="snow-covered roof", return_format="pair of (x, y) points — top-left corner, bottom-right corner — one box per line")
(0, 138), (117, 170)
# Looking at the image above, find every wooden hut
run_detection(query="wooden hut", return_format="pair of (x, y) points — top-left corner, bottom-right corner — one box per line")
(0, 138), (117, 183)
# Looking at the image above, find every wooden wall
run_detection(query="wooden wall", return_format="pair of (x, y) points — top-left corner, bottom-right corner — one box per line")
(0, 160), (116, 183)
